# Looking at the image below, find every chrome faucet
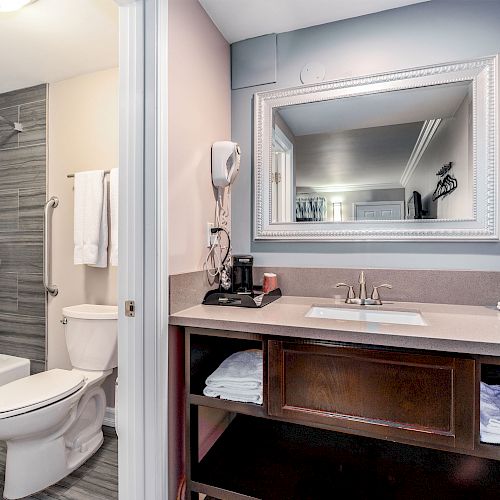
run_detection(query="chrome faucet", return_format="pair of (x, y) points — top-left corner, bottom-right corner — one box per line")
(336, 272), (392, 305)
(358, 271), (367, 301)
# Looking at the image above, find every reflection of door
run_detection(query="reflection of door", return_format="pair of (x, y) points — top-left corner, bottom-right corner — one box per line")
(272, 126), (293, 222)
(354, 202), (404, 221)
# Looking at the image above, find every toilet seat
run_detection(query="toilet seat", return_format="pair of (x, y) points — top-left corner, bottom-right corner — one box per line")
(0, 369), (85, 419)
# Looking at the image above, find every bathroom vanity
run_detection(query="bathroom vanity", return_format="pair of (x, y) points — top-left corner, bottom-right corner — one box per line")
(170, 297), (500, 499)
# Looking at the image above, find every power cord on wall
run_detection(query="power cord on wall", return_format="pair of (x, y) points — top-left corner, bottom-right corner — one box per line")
(204, 187), (232, 289)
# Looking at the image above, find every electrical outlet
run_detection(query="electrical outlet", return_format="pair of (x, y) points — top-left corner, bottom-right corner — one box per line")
(206, 222), (215, 247)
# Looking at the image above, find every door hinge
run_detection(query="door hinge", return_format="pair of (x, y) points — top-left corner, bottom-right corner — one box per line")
(125, 300), (136, 317)
(272, 172), (282, 184)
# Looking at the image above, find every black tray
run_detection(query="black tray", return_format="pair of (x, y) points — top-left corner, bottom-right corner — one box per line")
(202, 287), (282, 308)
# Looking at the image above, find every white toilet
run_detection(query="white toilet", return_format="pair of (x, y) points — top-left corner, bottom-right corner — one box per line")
(0, 304), (118, 499)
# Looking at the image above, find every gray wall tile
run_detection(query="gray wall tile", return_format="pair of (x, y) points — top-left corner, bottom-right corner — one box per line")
(0, 189), (18, 231)
(0, 85), (46, 369)
(0, 84), (46, 109)
(19, 100), (46, 147)
(30, 359), (46, 374)
(0, 273), (18, 314)
(0, 147), (45, 190)
(19, 186), (44, 231)
(0, 106), (19, 150)
(0, 232), (43, 274)
(0, 312), (45, 361)
(18, 273), (44, 317)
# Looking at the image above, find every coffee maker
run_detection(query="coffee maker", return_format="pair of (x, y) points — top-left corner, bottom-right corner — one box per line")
(231, 255), (254, 294)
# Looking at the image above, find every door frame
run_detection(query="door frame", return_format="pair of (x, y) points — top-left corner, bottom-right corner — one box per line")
(272, 125), (294, 222)
(115, 1), (169, 499)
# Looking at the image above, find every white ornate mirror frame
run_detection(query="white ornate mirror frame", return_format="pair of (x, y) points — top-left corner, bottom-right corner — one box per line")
(254, 56), (498, 241)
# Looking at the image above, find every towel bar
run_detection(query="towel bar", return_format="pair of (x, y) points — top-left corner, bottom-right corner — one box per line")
(67, 170), (111, 178)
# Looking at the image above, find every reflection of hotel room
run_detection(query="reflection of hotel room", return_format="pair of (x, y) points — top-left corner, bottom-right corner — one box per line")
(272, 82), (473, 222)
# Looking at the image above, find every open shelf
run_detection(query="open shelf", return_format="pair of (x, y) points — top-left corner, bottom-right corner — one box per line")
(192, 415), (500, 500)
(189, 394), (266, 418)
(478, 363), (500, 456)
(189, 333), (263, 397)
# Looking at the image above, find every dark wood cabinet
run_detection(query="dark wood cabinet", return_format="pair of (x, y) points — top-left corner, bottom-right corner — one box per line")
(183, 327), (500, 500)
(268, 340), (475, 450)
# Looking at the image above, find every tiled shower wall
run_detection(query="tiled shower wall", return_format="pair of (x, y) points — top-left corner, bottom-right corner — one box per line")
(0, 84), (46, 374)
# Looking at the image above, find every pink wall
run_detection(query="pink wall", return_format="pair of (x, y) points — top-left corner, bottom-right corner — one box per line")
(168, 0), (231, 497)
(168, 0), (231, 276)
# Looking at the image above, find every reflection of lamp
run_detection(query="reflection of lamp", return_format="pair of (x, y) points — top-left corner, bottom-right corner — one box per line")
(333, 202), (342, 222)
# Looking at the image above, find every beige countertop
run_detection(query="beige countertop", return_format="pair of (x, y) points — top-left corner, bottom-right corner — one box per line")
(169, 296), (500, 356)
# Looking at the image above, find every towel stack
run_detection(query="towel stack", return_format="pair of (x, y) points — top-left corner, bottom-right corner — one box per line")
(480, 382), (500, 444)
(203, 350), (263, 404)
(73, 168), (118, 268)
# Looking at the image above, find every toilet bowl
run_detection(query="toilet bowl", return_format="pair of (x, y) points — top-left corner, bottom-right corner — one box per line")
(0, 304), (117, 499)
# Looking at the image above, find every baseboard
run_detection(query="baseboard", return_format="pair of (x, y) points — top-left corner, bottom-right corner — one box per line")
(103, 406), (116, 428)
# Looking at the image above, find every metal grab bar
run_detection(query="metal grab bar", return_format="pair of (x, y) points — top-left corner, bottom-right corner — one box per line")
(44, 197), (59, 296)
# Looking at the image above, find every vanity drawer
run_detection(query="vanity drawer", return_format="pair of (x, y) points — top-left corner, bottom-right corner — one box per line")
(268, 341), (475, 450)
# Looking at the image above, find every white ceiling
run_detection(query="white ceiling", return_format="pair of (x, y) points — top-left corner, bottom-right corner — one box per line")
(198, 0), (430, 44)
(0, 0), (118, 94)
(287, 82), (472, 189)
(295, 123), (423, 188)
(278, 82), (471, 137)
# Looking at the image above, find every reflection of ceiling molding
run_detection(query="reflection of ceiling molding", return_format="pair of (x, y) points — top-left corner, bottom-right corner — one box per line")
(400, 119), (442, 187)
(297, 183), (403, 194)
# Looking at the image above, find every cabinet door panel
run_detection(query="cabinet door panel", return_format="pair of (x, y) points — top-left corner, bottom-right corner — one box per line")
(268, 341), (475, 449)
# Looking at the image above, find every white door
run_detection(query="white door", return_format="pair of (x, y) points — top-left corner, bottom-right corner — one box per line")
(272, 126), (293, 222)
(354, 202), (404, 221)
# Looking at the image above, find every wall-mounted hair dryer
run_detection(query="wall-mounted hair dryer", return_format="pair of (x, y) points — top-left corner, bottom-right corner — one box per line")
(212, 141), (240, 188)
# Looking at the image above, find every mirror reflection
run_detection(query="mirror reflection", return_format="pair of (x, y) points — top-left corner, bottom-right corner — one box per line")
(271, 81), (473, 223)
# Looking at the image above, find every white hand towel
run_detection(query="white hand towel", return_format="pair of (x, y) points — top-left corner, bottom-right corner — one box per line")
(73, 170), (108, 267)
(110, 168), (119, 267)
(205, 350), (263, 388)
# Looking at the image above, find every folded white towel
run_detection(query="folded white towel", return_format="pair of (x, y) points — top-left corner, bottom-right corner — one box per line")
(480, 427), (500, 444)
(207, 381), (262, 391)
(203, 386), (262, 405)
(205, 350), (263, 388)
(487, 418), (500, 430)
(481, 382), (500, 398)
(110, 168), (118, 267)
(480, 382), (500, 442)
(74, 170), (108, 267)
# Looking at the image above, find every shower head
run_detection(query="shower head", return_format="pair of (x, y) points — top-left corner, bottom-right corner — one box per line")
(0, 114), (23, 132)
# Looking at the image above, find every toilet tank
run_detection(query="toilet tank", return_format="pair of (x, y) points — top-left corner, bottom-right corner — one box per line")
(62, 304), (118, 371)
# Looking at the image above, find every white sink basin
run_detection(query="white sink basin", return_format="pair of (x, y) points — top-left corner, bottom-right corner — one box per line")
(306, 305), (427, 326)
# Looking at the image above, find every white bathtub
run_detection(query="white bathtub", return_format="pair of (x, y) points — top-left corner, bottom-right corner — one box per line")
(0, 354), (30, 387)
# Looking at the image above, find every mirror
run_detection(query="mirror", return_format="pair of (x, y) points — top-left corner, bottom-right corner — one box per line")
(273, 81), (472, 223)
(254, 56), (497, 241)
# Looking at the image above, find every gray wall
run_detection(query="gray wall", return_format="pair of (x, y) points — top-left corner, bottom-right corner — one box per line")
(231, 0), (500, 270)
(0, 85), (46, 374)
